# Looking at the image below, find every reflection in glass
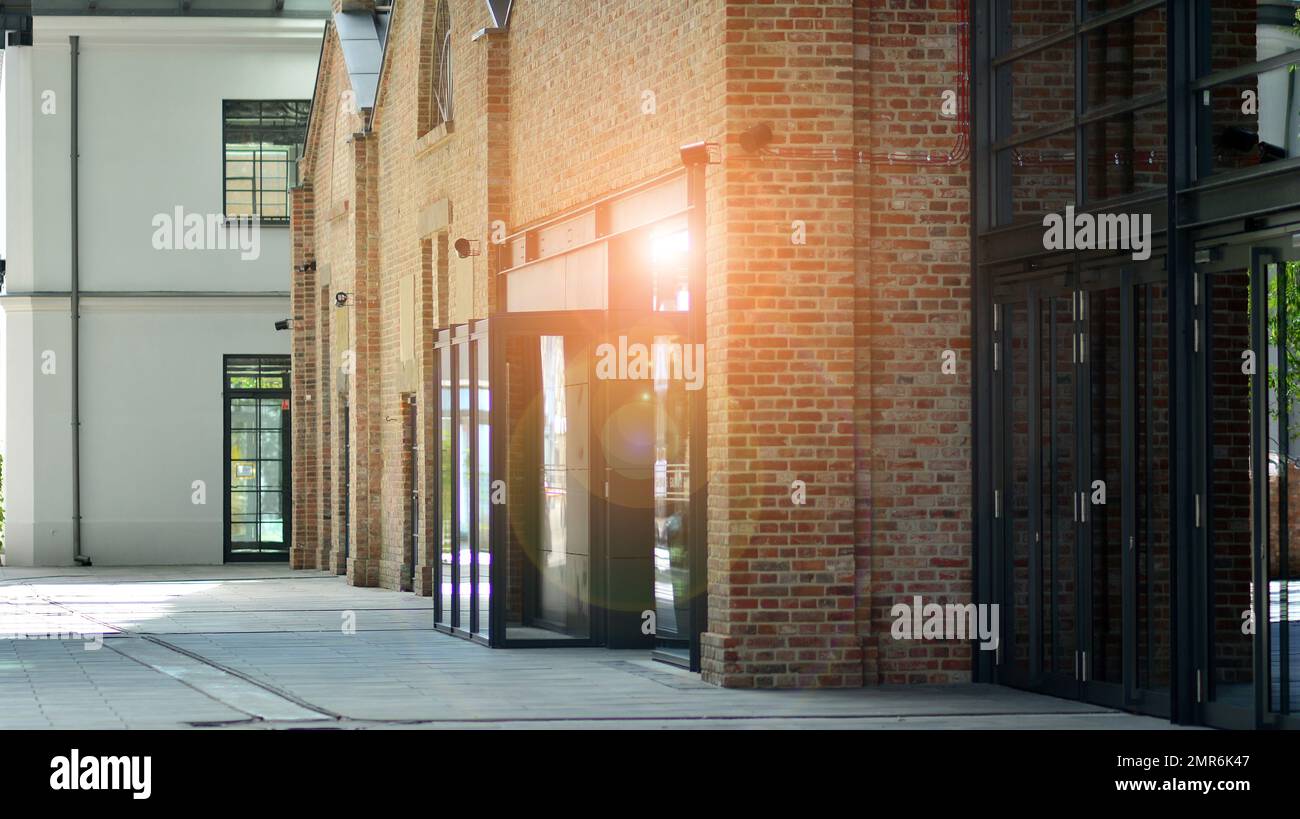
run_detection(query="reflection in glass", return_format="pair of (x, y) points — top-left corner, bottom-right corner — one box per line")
(476, 336), (491, 638)
(650, 219), (691, 312)
(1085, 105), (1167, 202)
(1044, 295), (1077, 675)
(1207, 65), (1300, 176)
(1136, 282), (1172, 692)
(536, 336), (592, 637)
(458, 341), (473, 630)
(1005, 134), (1076, 224)
(1209, 267), (1255, 707)
(1088, 287), (1123, 685)
(1010, 0), (1072, 50)
(653, 335), (691, 660)
(227, 391), (287, 554)
(231, 399), (257, 429)
(438, 343), (454, 628)
(1010, 44), (1074, 138)
(1007, 304), (1032, 673)
(1264, 261), (1300, 712)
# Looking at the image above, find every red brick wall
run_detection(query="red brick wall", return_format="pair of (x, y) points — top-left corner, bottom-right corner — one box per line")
(293, 0), (975, 688)
(855, 0), (972, 684)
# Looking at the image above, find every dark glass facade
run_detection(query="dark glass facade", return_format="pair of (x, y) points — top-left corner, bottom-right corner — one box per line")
(974, 0), (1300, 727)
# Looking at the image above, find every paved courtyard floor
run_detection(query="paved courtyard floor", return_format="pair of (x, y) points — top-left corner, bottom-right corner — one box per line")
(0, 565), (1180, 730)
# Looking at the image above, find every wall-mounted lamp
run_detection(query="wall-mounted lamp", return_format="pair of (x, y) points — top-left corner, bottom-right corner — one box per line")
(453, 238), (480, 258)
(274, 318), (292, 331)
(294, 260), (317, 273)
(335, 291), (352, 308)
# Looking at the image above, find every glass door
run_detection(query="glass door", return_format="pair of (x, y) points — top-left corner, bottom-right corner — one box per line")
(491, 319), (601, 646)
(1079, 277), (1125, 707)
(432, 322), (494, 643)
(994, 292), (1035, 687)
(993, 267), (1172, 713)
(224, 356), (291, 562)
(1130, 271), (1173, 716)
(1199, 242), (1300, 728)
(1036, 284), (1083, 699)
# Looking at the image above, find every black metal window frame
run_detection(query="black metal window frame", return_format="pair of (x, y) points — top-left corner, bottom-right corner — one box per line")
(222, 354), (292, 563)
(983, 0), (1171, 231)
(221, 99), (310, 225)
(431, 321), (492, 646)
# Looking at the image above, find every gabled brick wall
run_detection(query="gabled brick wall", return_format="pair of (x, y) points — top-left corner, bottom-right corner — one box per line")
(293, 0), (975, 687)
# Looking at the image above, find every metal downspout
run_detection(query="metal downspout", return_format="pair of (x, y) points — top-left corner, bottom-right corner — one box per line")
(70, 35), (88, 565)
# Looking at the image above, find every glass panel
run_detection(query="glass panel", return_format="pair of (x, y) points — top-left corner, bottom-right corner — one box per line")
(1010, 43), (1075, 138)
(1084, 5), (1167, 110)
(231, 523), (256, 542)
(259, 522), (284, 543)
(227, 358), (261, 390)
(1087, 286), (1124, 685)
(1136, 281), (1173, 692)
(260, 399), (283, 428)
(1205, 64), (1300, 177)
(1038, 296), (1056, 672)
(259, 431), (283, 460)
(438, 343), (454, 628)
(500, 333), (593, 642)
(1202, 0), (1290, 76)
(458, 341), (473, 630)
(260, 491), (283, 516)
(1266, 260), (1300, 712)
(223, 100), (308, 221)
(231, 491), (257, 516)
(1004, 133), (1076, 224)
(1011, 0), (1074, 50)
(1085, 104), (1168, 202)
(1044, 293), (1078, 675)
(259, 464), (282, 490)
(475, 336), (492, 638)
(1208, 266), (1255, 708)
(230, 431), (257, 460)
(1007, 303), (1033, 673)
(653, 334), (693, 659)
(231, 399), (257, 429)
(650, 218), (691, 312)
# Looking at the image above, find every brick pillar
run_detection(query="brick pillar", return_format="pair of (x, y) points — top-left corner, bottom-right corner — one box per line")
(289, 183), (319, 570)
(346, 131), (383, 587)
(413, 237), (439, 598)
(316, 276), (336, 572)
(858, 0), (972, 684)
(701, 0), (862, 688)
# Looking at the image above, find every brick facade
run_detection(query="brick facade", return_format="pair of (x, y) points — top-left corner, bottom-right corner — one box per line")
(291, 0), (974, 688)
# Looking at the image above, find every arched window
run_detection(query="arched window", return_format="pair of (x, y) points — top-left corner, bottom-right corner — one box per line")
(431, 0), (452, 128)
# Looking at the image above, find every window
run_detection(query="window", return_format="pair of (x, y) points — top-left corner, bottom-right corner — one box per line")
(431, 0), (453, 129)
(223, 100), (310, 223)
(226, 355), (289, 391)
(224, 355), (292, 561)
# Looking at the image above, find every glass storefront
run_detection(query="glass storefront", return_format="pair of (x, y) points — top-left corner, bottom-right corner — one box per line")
(427, 171), (706, 666)
(975, 0), (1300, 726)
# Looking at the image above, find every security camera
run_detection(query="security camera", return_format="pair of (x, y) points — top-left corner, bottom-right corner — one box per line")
(274, 318), (291, 331)
(453, 238), (480, 258)
(335, 291), (349, 307)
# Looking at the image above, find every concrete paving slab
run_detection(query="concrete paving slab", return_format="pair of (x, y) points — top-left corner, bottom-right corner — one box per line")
(0, 565), (1188, 730)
